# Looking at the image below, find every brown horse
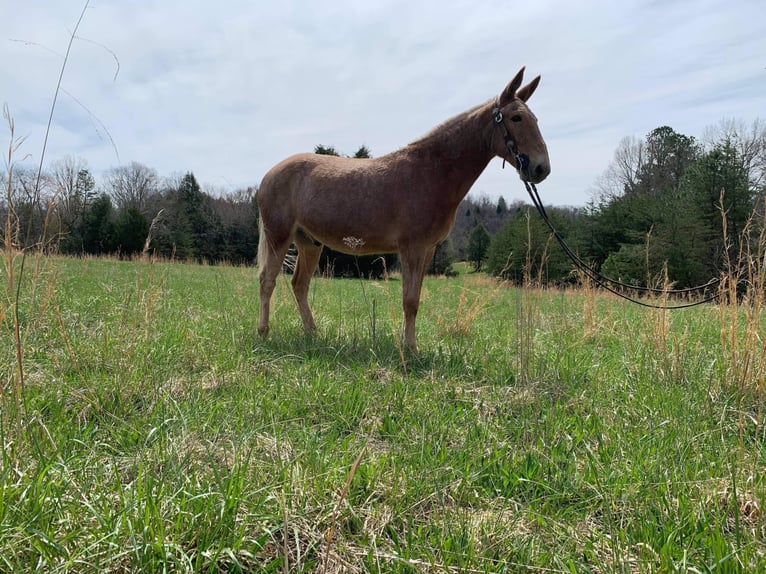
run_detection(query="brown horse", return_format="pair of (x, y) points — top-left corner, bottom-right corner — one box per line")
(257, 67), (550, 351)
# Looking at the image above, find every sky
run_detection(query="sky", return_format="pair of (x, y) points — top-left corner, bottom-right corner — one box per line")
(2, 0), (764, 206)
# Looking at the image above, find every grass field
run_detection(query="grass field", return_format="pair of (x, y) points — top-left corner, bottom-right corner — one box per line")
(1, 255), (765, 572)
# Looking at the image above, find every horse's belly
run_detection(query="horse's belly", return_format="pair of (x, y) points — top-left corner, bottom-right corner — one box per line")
(310, 227), (398, 255)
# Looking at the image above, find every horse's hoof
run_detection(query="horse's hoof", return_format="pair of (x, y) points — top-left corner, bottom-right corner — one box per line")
(403, 339), (419, 355)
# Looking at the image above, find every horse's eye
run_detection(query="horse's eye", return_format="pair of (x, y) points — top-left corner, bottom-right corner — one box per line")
(511, 115), (522, 123)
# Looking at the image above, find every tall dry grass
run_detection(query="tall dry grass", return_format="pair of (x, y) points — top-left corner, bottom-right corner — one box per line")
(716, 196), (766, 452)
(2, 106), (29, 448)
(2, 1), (94, 455)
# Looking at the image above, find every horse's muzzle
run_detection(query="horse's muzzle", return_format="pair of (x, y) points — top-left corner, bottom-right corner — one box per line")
(518, 154), (550, 184)
(530, 161), (551, 183)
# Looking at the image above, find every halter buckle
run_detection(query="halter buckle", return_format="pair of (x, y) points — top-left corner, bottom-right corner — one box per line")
(492, 107), (504, 124)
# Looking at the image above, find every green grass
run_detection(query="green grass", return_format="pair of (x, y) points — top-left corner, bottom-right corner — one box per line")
(1, 255), (764, 572)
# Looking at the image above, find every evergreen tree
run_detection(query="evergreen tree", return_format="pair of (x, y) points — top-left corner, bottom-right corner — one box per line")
(353, 145), (372, 158)
(467, 223), (491, 271)
(681, 142), (754, 274)
(427, 240), (456, 276)
(113, 207), (149, 257)
(588, 126), (704, 286)
(57, 168), (96, 254)
(80, 194), (115, 254)
(314, 144), (340, 156)
(486, 207), (572, 284)
(176, 172), (224, 263)
(599, 138), (753, 287)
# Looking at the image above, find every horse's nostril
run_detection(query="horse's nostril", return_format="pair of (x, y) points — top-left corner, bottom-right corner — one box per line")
(535, 163), (550, 178)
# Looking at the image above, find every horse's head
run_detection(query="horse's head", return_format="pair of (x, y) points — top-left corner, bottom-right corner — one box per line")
(491, 67), (551, 184)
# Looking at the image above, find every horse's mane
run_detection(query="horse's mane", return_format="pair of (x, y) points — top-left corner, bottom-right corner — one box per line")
(408, 101), (489, 148)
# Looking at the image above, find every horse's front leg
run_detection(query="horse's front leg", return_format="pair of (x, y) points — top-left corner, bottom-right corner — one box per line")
(292, 240), (323, 333)
(399, 245), (436, 352)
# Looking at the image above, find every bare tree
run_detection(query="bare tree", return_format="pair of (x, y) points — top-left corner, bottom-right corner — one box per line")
(3, 164), (55, 248)
(104, 161), (158, 213)
(50, 156), (94, 225)
(591, 135), (646, 202)
(50, 156), (86, 199)
(703, 118), (766, 193)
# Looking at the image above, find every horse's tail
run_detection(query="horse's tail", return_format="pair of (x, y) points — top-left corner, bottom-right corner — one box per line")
(256, 213), (268, 278)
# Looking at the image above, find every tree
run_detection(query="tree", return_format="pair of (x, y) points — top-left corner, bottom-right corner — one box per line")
(314, 144), (340, 156)
(353, 145), (372, 159)
(212, 186), (260, 265)
(703, 118), (766, 193)
(80, 194), (115, 254)
(428, 240), (456, 276)
(449, 195), (524, 260)
(51, 157), (94, 221)
(51, 157), (96, 254)
(467, 223), (491, 271)
(600, 242), (654, 287)
(2, 164), (55, 249)
(175, 172), (223, 263)
(591, 135), (646, 201)
(587, 126), (703, 284)
(113, 207), (149, 257)
(104, 162), (158, 213)
(149, 173), (207, 260)
(315, 144), (373, 159)
(76, 169), (96, 203)
(636, 126), (700, 197)
(597, 139), (754, 289)
(681, 142), (754, 274)
(486, 206), (572, 284)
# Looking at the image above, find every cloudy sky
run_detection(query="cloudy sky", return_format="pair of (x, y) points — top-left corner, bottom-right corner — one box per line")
(3, 0), (764, 206)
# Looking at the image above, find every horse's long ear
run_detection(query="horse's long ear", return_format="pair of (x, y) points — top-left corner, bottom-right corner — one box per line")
(499, 67), (525, 106)
(516, 75), (541, 102)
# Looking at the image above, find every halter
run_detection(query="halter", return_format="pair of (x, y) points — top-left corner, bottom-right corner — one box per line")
(492, 101), (530, 174)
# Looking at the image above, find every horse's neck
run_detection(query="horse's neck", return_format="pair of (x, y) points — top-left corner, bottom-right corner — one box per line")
(405, 102), (495, 204)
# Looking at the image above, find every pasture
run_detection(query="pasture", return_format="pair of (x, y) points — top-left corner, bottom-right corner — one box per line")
(1, 255), (764, 572)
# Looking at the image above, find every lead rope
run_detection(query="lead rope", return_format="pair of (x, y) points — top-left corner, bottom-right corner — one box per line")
(492, 106), (720, 308)
(522, 179), (721, 309)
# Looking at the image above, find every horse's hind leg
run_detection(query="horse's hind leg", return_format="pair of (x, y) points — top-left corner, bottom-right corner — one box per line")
(257, 232), (291, 337)
(292, 238), (322, 333)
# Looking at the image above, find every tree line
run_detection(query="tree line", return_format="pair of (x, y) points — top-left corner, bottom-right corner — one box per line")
(2, 159), (259, 265)
(451, 119), (766, 287)
(3, 118), (764, 287)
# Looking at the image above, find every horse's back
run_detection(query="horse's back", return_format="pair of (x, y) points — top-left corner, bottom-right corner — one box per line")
(257, 152), (408, 253)
(258, 152), (391, 207)
(259, 153), (315, 195)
